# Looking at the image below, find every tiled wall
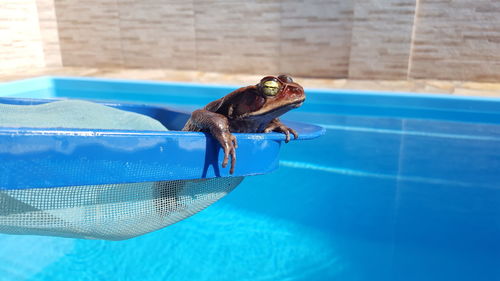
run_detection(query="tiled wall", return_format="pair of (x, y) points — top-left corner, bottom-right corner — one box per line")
(51, 0), (356, 78)
(1, 0), (499, 81)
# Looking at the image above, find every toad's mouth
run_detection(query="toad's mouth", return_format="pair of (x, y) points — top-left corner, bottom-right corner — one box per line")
(283, 98), (305, 109)
(291, 99), (305, 108)
(245, 98), (306, 119)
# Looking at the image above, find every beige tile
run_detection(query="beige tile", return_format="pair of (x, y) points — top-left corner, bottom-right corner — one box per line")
(36, 0), (62, 67)
(348, 0), (416, 79)
(119, 1), (196, 70)
(0, 0), (44, 69)
(409, 0), (500, 82)
(54, 0), (123, 67)
(194, 0), (281, 74)
(279, 0), (353, 78)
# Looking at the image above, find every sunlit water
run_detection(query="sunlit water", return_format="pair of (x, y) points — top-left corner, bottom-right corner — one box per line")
(1, 105), (500, 281)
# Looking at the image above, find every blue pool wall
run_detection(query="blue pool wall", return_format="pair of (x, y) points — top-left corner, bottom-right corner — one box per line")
(4, 76), (500, 124)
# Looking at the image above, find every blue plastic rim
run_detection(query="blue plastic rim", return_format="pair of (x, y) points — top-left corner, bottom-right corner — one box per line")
(0, 91), (325, 190)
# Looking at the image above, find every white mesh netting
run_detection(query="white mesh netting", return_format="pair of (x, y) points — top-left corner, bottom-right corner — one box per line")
(0, 177), (243, 240)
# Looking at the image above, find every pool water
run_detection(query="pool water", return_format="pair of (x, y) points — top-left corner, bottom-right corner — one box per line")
(1, 78), (500, 281)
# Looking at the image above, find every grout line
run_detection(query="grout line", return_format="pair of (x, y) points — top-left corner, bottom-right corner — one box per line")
(115, 0), (125, 67)
(192, 0), (199, 71)
(48, 0), (64, 67)
(407, 0), (421, 79)
(346, 2), (356, 78)
(33, 0), (45, 68)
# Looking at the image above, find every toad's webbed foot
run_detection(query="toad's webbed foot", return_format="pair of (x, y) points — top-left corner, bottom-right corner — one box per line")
(264, 118), (298, 143)
(213, 127), (238, 174)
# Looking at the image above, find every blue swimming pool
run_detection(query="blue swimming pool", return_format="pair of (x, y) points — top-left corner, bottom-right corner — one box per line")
(1, 77), (500, 281)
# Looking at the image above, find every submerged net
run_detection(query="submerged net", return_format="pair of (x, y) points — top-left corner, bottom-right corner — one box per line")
(0, 177), (243, 240)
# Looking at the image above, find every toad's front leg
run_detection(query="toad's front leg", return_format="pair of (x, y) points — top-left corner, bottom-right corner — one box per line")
(264, 118), (298, 143)
(183, 109), (238, 174)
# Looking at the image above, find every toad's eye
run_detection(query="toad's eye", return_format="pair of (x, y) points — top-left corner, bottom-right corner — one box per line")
(262, 80), (280, 96)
